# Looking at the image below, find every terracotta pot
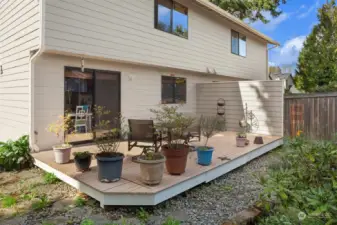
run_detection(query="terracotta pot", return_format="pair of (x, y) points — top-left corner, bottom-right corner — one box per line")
(236, 137), (247, 147)
(161, 144), (189, 175)
(138, 156), (166, 185)
(53, 145), (72, 164)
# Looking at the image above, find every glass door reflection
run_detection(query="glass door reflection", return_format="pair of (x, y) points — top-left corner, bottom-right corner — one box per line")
(65, 68), (94, 143)
(64, 68), (121, 144)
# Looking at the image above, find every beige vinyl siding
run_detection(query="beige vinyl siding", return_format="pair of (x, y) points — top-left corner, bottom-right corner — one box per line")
(0, 0), (40, 141)
(44, 0), (267, 81)
(33, 53), (239, 150)
(196, 81), (284, 136)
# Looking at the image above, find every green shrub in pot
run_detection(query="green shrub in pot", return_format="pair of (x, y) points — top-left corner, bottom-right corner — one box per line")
(150, 105), (194, 175)
(73, 151), (92, 172)
(196, 115), (226, 166)
(236, 132), (247, 147)
(93, 105), (127, 183)
(47, 113), (73, 164)
(137, 147), (166, 185)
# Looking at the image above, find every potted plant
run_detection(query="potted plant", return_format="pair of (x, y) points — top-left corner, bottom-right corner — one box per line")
(150, 105), (194, 175)
(236, 132), (247, 147)
(137, 147), (166, 185)
(93, 106), (127, 183)
(47, 113), (73, 164)
(73, 151), (92, 172)
(196, 115), (226, 166)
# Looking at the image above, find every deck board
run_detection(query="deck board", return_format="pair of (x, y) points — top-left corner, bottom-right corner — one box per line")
(33, 132), (282, 205)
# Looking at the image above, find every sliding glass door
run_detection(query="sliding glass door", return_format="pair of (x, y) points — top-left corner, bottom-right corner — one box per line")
(94, 71), (121, 138)
(64, 67), (121, 144)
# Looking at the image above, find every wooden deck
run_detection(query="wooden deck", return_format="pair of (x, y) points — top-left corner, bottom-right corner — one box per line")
(33, 132), (283, 207)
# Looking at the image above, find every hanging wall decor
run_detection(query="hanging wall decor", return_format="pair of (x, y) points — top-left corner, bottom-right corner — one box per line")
(217, 98), (225, 116)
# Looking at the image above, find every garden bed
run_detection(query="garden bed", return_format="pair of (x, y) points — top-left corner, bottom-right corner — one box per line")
(1, 150), (281, 225)
(256, 136), (337, 224)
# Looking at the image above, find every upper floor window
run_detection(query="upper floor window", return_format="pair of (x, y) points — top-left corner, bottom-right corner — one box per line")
(155, 0), (188, 39)
(231, 30), (246, 57)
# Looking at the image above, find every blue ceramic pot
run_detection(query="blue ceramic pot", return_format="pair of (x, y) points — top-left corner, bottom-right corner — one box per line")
(196, 147), (214, 166)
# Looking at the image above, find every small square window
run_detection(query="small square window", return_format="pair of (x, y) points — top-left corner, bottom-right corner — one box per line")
(161, 76), (186, 104)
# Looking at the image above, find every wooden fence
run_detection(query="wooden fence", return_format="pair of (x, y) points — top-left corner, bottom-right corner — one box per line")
(284, 92), (337, 140)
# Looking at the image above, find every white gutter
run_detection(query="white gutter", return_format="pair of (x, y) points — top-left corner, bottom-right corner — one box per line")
(194, 0), (280, 45)
(29, 0), (45, 151)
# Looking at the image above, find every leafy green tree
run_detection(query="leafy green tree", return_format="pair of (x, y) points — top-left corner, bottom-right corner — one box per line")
(173, 25), (188, 38)
(210, 0), (287, 23)
(295, 1), (337, 92)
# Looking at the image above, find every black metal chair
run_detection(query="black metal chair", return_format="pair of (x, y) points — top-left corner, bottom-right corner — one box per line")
(183, 117), (201, 143)
(128, 119), (163, 152)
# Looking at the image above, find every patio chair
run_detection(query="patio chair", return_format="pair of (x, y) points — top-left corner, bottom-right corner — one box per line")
(183, 115), (201, 143)
(128, 119), (163, 152)
(75, 105), (89, 133)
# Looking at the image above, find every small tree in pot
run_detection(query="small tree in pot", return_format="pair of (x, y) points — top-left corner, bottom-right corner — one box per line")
(47, 113), (73, 164)
(197, 115), (226, 166)
(137, 147), (166, 185)
(73, 151), (92, 172)
(150, 105), (194, 175)
(93, 106), (127, 183)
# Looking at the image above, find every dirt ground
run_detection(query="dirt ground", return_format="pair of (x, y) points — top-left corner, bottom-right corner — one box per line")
(0, 168), (77, 219)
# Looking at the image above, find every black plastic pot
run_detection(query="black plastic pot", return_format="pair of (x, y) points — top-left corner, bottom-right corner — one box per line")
(96, 153), (124, 183)
(74, 155), (92, 172)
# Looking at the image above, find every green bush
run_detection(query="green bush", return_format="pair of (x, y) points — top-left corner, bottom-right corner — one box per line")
(43, 172), (60, 184)
(257, 136), (337, 224)
(162, 217), (181, 225)
(1, 195), (17, 208)
(74, 196), (87, 207)
(31, 195), (50, 211)
(136, 207), (150, 222)
(0, 135), (34, 171)
(81, 219), (95, 225)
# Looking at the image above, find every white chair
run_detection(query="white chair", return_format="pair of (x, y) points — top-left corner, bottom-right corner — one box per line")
(75, 106), (88, 133)
(84, 105), (92, 132)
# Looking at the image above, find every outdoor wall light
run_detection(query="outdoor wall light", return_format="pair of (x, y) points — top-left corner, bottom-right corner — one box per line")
(81, 58), (85, 72)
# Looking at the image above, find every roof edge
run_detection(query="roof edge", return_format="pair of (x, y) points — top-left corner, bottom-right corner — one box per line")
(194, 0), (280, 46)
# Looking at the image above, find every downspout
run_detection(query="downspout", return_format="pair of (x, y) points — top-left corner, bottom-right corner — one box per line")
(267, 44), (279, 80)
(29, 0), (45, 151)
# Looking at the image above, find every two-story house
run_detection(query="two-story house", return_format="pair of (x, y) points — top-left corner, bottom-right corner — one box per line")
(0, 0), (279, 150)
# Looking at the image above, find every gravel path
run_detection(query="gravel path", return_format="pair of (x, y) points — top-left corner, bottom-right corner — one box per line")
(1, 150), (280, 225)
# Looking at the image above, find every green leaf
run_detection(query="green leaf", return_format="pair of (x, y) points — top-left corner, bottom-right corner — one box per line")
(333, 179), (337, 189)
(279, 191), (288, 201)
(326, 219), (337, 225)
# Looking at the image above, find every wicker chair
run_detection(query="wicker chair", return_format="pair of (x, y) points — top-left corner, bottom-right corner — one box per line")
(128, 119), (163, 152)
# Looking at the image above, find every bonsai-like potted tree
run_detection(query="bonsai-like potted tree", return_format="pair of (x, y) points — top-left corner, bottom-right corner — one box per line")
(196, 115), (226, 166)
(137, 147), (166, 185)
(47, 113), (73, 164)
(73, 151), (92, 172)
(236, 132), (247, 147)
(93, 106), (127, 183)
(150, 105), (194, 175)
